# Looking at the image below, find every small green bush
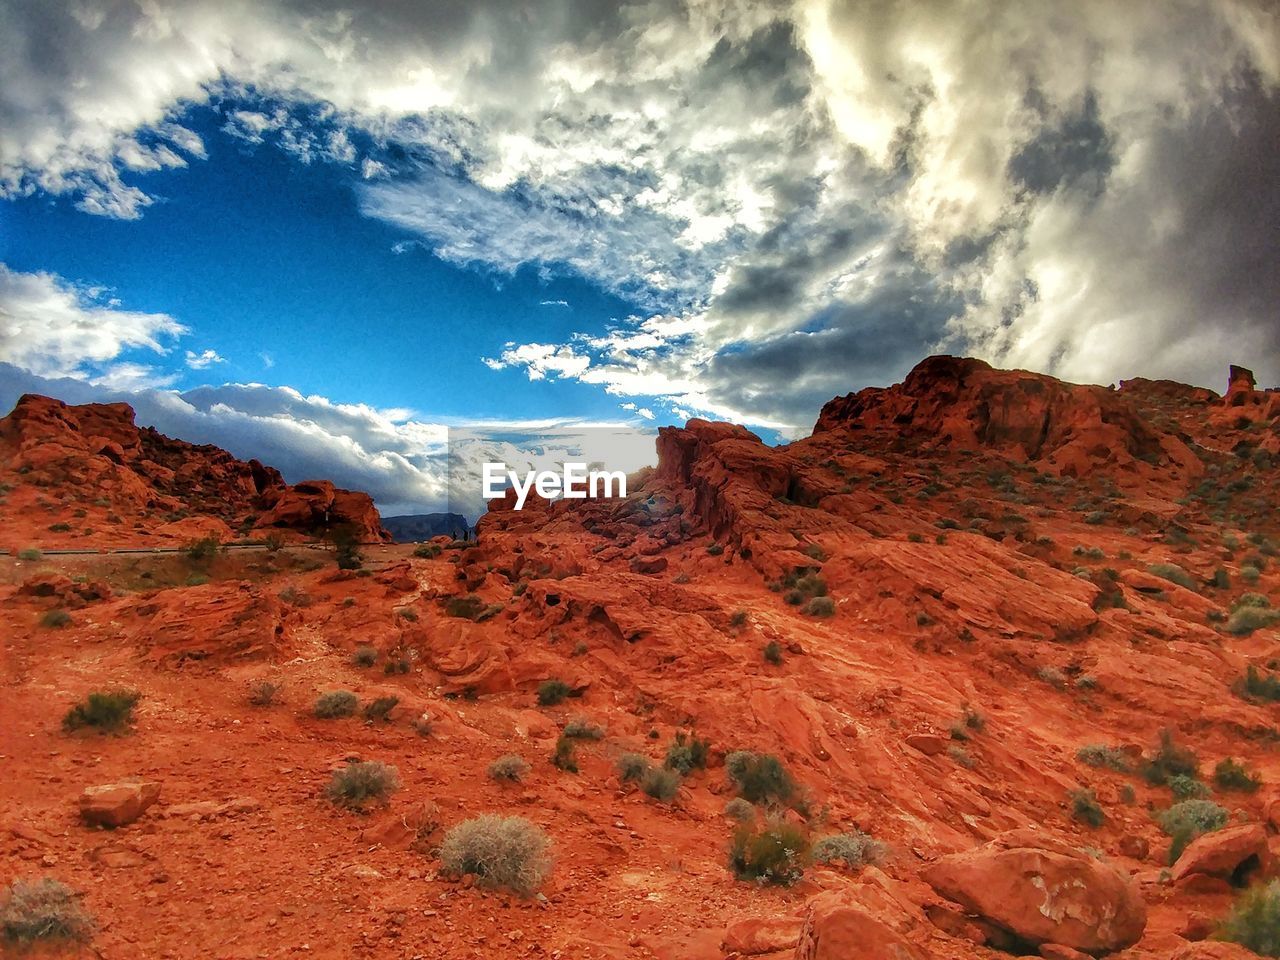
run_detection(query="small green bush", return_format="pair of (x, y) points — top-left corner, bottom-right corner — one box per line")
(183, 536), (220, 562)
(725, 750), (795, 805)
(40, 609), (72, 629)
(314, 690), (358, 718)
(351, 645), (378, 667)
(444, 594), (497, 620)
(17, 548), (41, 561)
(1169, 774), (1211, 800)
(1148, 562), (1197, 591)
(729, 609), (748, 628)
(537, 679), (572, 706)
(1215, 757), (1262, 793)
(1242, 565), (1263, 585)
(438, 815), (551, 896)
(1069, 789), (1105, 827)
(706, 542), (724, 556)
(723, 797), (756, 822)
(640, 767), (681, 802)
(62, 690), (140, 734)
(1142, 729), (1199, 785)
(326, 761), (400, 808)
(488, 755), (531, 782)
(1227, 606), (1280, 636)
(1158, 799), (1228, 863)
(363, 696), (399, 722)
(1077, 744), (1129, 771)
(0, 878), (94, 943)
(413, 543), (441, 558)
(551, 734), (578, 773)
(763, 641), (783, 665)
(1237, 666), (1280, 702)
(1219, 879), (1280, 956)
(810, 831), (884, 870)
(664, 732), (710, 774)
(804, 596), (835, 617)
(729, 818), (809, 885)
(616, 753), (650, 783)
(247, 680), (282, 706)
(562, 717), (604, 740)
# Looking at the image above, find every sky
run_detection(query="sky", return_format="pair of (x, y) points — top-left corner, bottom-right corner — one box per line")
(1, 0), (1277, 516)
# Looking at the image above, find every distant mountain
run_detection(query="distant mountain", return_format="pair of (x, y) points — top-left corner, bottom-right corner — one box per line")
(382, 513), (473, 543)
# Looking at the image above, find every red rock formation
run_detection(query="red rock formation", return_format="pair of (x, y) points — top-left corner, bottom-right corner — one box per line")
(0, 394), (388, 546)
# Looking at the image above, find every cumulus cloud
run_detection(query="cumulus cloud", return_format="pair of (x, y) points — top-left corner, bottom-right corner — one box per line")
(0, 263), (184, 385)
(3, 0), (1277, 431)
(185, 348), (225, 369)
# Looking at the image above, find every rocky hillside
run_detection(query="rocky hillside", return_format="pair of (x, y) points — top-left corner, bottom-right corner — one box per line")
(0, 394), (389, 548)
(3, 356), (1280, 960)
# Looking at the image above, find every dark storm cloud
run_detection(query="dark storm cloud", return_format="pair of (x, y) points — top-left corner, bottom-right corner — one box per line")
(1008, 91), (1114, 196)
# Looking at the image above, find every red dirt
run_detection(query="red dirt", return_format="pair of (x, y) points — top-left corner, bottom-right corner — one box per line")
(4, 355), (1280, 958)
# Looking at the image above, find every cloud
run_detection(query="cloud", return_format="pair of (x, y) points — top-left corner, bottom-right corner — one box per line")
(540, 299), (569, 307)
(3, 0), (1278, 431)
(185, 348), (225, 369)
(0, 263), (184, 385)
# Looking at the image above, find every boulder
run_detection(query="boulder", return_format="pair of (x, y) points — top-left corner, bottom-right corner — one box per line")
(1171, 824), (1271, 886)
(1171, 944), (1261, 960)
(922, 831), (1146, 953)
(794, 890), (924, 960)
(79, 779), (161, 828)
(721, 916), (802, 955)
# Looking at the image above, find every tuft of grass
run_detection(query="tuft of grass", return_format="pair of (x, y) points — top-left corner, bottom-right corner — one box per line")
(314, 690), (359, 719)
(1158, 799), (1228, 863)
(0, 878), (94, 944)
(362, 696), (399, 723)
(40, 609), (72, 629)
(728, 818), (809, 885)
(438, 815), (551, 896)
(640, 767), (681, 802)
(1069, 788), (1106, 828)
(1075, 747), (1136, 778)
(664, 732), (710, 775)
(723, 797), (755, 822)
(1141, 729), (1199, 785)
(488, 755), (531, 783)
(762, 640), (783, 665)
(616, 753), (650, 783)
(810, 831), (884, 870)
(551, 734), (578, 773)
(247, 680), (282, 707)
(562, 717), (605, 740)
(537, 678), (572, 706)
(725, 750), (795, 805)
(62, 690), (139, 734)
(1148, 562), (1198, 591)
(1215, 757), (1262, 793)
(1219, 879), (1280, 956)
(351, 645), (378, 667)
(326, 761), (400, 809)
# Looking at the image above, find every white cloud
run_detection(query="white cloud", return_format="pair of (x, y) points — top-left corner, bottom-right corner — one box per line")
(185, 348), (225, 369)
(0, 263), (184, 384)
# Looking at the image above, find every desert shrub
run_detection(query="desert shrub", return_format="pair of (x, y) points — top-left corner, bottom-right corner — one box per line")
(351, 645), (378, 667)
(562, 717), (604, 740)
(1037, 665), (1067, 689)
(62, 690), (139, 734)
(438, 815), (551, 896)
(551, 734), (578, 772)
(1213, 568), (1232, 590)
(763, 641), (783, 665)
(326, 761), (400, 808)
(960, 705), (986, 733)
(664, 732), (710, 774)
(1148, 562), (1197, 591)
(314, 690), (358, 718)
(804, 596), (835, 617)
(17, 548), (41, 561)
(1228, 606), (1280, 636)
(363, 696), (399, 723)
(724, 798), (756, 822)
(537, 679), (572, 706)
(1243, 565), (1263, 585)
(444, 594), (492, 620)
(640, 767), (681, 802)
(185, 574), (209, 586)
(803, 543), (828, 561)
(413, 543), (441, 558)
(0, 878), (94, 944)
(48, 522), (72, 533)
(1235, 593), (1272, 609)
(395, 607), (418, 622)
(1158, 799), (1228, 863)
(264, 533), (285, 552)
(795, 574), (827, 597)
(1220, 879), (1280, 956)
(616, 753), (650, 783)
(949, 745), (976, 768)
(810, 831), (884, 870)
(1142, 729), (1199, 785)
(330, 525), (363, 570)
(729, 609), (748, 628)
(1069, 789), (1105, 827)
(725, 751), (795, 805)
(1169, 774), (1211, 800)
(247, 680), (282, 707)
(1215, 757), (1262, 793)
(783, 588), (804, 605)
(183, 536), (220, 562)
(1236, 666), (1280, 702)
(40, 609), (72, 629)
(706, 542), (724, 556)
(488, 755), (531, 783)
(728, 818), (809, 885)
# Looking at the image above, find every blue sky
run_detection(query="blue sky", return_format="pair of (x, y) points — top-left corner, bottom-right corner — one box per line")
(1, 0), (1276, 514)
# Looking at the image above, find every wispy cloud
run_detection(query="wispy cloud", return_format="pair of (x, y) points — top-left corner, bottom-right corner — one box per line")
(185, 348), (226, 369)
